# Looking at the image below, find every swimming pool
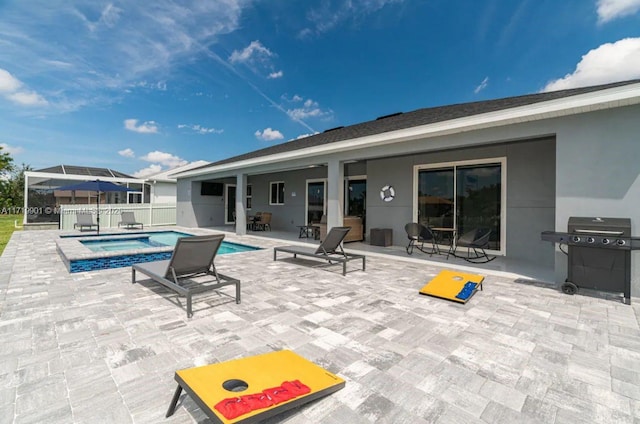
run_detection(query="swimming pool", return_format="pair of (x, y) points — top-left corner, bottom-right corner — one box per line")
(56, 230), (261, 272)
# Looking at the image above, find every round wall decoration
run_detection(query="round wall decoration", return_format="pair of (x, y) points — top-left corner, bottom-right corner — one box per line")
(380, 185), (395, 202)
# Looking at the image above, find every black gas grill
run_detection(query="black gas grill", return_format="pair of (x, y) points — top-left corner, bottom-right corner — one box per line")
(542, 217), (640, 304)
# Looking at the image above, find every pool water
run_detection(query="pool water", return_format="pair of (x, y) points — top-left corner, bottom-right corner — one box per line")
(66, 232), (261, 272)
(81, 231), (192, 252)
(219, 241), (260, 254)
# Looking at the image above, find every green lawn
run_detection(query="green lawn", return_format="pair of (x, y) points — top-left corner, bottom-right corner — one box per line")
(0, 214), (22, 255)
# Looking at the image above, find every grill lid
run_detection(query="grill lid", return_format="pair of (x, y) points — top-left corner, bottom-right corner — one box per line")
(568, 217), (631, 236)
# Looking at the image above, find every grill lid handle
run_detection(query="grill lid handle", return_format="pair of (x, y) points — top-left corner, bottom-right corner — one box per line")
(574, 229), (624, 235)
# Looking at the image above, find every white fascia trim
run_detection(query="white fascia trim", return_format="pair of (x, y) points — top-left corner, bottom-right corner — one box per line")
(179, 83), (640, 179)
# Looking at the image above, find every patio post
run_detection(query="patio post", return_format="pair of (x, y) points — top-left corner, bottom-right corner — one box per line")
(326, 159), (344, 231)
(235, 173), (247, 236)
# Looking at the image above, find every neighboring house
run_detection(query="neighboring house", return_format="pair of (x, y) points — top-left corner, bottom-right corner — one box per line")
(141, 160), (209, 204)
(23, 162), (208, 225)
(174, 80), (640, 295)
(24, 165), (143, 224)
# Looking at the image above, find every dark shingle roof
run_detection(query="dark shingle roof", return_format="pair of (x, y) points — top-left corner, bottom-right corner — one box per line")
(190, 79), (640, 171)
(35, 165), (134, 179)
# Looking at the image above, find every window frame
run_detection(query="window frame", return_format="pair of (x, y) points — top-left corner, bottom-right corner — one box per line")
(269, 181), (285, 205)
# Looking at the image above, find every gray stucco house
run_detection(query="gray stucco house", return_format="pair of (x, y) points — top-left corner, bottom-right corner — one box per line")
(175, 79), (640, 295)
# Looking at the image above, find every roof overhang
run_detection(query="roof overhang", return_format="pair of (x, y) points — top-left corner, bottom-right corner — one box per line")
(177, 82), (640, 179)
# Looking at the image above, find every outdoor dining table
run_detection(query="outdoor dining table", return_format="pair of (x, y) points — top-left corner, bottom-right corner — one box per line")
(247, 215), (257, 230)
(297, 224), (320, 240)
(431, 227), (457, 253)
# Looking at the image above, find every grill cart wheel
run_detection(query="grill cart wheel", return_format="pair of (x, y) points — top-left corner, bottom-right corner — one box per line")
(561, 282), (578, 296)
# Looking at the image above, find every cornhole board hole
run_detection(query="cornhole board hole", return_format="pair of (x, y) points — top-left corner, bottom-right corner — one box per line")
(166, 350), (345, 423)
(419, 269), (484, 304)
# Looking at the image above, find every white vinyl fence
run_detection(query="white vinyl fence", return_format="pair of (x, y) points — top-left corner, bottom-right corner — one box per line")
(59, 203), (176, 230)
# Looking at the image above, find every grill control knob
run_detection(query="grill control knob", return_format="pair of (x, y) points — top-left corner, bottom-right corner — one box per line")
(587, 237), (595, 243)
(572, 236), (581, 243)
(616, 239), (626, 246)
(602, 238), (610, 245)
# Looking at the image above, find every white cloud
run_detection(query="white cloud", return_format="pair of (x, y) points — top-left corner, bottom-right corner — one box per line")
(287, 98), (331, 120)
(7, 91), (48, 106)
(597, 0), (640, 23)
(124, 119), (159, 134)
(474, 76), (489, 94)
(132, 80), (168, 91)
(229, 41), (273, 64)
(0, 68), (22, 92)
(132, 164), (163, 178)
(255, 128), (284, 141)
(0, 68), (48, 106)
(301, 0), (405, 36)
(0, 143), (24, 155)
(295, 132), (319, 139)
(542, 38), (640, 92)
(178, 124), (223, 134)
(140, 151), (188, 168)
(0, 2), (247, 111)
(118, 148), (135, 157)
(228, 40), (283, 79)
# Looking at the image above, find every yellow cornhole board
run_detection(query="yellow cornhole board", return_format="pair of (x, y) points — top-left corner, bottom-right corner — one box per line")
(419, 269), (484, 304)
(166, 350), (345, 423)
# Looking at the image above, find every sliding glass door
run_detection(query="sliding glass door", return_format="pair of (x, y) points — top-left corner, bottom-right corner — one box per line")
(306, 180), (326, 224)
(346, 178), (366, 217)
(416, 159), (504, 252)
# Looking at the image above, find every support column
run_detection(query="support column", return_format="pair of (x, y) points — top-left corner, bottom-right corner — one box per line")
(326, 159), (344, 231)
(235, 173), (247, 236)
(23, 174), (29, 224)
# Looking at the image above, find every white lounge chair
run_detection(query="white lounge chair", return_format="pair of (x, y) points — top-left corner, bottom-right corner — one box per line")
(74, 212), (98, 231)
(118, 211), (143, 229)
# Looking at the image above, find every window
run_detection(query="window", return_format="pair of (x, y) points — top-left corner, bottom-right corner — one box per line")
(415, 158), (505, 253)
(270, 181), (285, 205)
(246, 184), (252, 210)
(128, 193), (142, 204)
(127, 183), (143, 204)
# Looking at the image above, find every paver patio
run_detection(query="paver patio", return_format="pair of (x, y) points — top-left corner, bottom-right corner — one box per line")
(1, 228), (640, 423)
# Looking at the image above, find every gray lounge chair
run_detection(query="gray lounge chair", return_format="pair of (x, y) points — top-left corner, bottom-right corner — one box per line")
(131, 234), (240, 317)
(74, 212), (98, 231)
(273, 226), (366, 275)
(118, 211), (143, 229)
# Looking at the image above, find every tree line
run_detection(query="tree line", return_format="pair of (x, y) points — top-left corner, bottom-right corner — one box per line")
(0, 145), (30, 210)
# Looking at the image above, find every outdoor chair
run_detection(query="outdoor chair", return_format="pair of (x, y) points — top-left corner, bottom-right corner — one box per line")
(404, 222), (439, 255)
(248, 212), (262, 230)
(131, 234), (240, 317)
(273, 226), (366, 275)
(118, 211), (143, 229)
(254, 212), (272, 231)
(447, 227), (495, 263)
(74, 212), (98, 231)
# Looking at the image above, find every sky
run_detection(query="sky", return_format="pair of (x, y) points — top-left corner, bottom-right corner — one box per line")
(1, 0), (640, 178)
